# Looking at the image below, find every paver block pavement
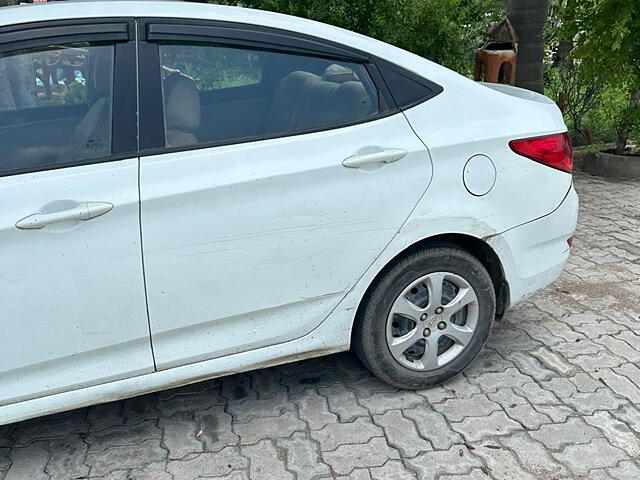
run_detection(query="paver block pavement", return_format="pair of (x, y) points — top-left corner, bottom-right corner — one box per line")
(1, 172), (639, 479)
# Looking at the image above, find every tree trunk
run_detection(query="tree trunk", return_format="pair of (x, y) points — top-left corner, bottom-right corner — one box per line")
(7, 54), (38, 108)
(0, 0), (17, 111)
(0, 0), (38, 111)
(0, 62), (16, 111)
(507, 0), (549, 94)
(615, 88), (640, 155)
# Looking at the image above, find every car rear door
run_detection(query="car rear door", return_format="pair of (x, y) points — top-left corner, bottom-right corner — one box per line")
(137, 19), (433, 369)
(0, 19), (154, 406)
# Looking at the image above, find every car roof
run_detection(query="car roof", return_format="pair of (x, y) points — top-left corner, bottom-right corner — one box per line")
(2, 1), (465, 84)
(1, 1), (378, 49)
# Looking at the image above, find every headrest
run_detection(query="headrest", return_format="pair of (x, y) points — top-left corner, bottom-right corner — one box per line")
(164, 73), (201, 132)
(335, 81), (374, 117)
(268, 69), (374, 132)
(280, 70), (323, 92)
(322, 64), (359, 84)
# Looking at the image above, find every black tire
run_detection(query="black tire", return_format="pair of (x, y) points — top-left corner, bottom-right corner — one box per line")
(353, 246), (496, 389)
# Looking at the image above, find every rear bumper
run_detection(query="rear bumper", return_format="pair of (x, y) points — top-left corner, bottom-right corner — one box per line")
(488, 186), (579, 309)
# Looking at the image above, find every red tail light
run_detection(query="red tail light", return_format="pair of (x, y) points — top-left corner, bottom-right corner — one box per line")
(509, 132), (573, 173)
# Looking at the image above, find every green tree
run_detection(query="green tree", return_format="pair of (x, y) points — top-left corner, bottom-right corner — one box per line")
(201, 0), (503, 75)
(545, 0), (603, 144)
(573, 0), (640, 155)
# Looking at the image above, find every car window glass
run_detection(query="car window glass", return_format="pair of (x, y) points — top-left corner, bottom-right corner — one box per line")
(158, 42), (382, 149)
(0, 42), (114, 174)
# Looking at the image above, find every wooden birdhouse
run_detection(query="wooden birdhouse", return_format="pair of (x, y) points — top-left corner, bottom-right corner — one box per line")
(474, 18), (518, 86)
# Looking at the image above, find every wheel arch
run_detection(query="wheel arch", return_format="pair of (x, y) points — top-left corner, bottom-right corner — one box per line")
(353, 233), (510, 338)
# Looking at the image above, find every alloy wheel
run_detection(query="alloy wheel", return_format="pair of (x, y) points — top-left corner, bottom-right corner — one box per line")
(385, 271), (479, 371)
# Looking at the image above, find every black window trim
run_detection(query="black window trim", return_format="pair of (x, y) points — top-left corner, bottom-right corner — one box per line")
(376, 58), (444, 110)
(139, 18), (444, 111)
(0, 18), (131, 54)
(0, 16), (445, 176)
(145, 22), (368, 63)
(138, 17), (409, 157)
(0, 18), (138, 178)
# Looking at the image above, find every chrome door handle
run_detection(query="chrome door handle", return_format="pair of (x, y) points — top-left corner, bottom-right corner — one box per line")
(16, 202), (114, 230)
(342, 148), (408, 168)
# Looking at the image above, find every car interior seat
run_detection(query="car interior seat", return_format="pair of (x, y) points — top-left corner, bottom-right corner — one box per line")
(163, 72), (202, 148)
(63, 48), (114, 162)
(264, 64), (375, 135)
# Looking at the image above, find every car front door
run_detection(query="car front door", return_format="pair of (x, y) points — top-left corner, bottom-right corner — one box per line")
(138, 20), (433, 369)
(0, 19), (154, 406)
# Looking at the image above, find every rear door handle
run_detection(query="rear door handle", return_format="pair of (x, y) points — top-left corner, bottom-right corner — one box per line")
(16, 202), (114, 230)
(342, 148), (408, 168)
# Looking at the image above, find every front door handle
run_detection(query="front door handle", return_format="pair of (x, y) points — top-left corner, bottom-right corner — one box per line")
(16, 202), (114, 230)
(342, 148), (408, 168)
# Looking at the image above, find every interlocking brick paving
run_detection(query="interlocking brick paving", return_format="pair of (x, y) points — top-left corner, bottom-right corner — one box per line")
(1, 172), (639, 480)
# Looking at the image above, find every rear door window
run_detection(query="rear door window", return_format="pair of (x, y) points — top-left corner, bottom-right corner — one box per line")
(158, 42), (383, 148)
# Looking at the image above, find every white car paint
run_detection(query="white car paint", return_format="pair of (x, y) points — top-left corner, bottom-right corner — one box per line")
(141, 114), (432, 370)
(0, 159), (155, 408)
(0, 1), (578, 425)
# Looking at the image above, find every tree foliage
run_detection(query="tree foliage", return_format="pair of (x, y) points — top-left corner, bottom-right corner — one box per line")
(204, 0), (503, 75)
(544, 0), (602, 144)
(2, 0), (635, 151)
(573, 0), (639, 80)
(572, 0), (640, 153)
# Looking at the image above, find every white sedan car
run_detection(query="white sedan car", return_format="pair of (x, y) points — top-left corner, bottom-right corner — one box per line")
(0, 1), (578, 425)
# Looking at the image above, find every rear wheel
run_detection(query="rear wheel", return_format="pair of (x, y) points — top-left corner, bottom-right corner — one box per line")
(353, 246), (496, 389)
